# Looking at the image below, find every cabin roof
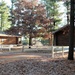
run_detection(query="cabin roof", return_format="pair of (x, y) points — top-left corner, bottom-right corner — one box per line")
(52, 25), (69, 34)
(0, 31), (21, 38)
(0, 34), (21, 37)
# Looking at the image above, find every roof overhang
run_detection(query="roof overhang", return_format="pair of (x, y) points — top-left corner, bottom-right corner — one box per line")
(0, 34), (21, 38)
(52, 24), (69, 34)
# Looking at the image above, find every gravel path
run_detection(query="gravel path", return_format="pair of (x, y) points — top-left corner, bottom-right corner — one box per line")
(0, 52), (75, 75)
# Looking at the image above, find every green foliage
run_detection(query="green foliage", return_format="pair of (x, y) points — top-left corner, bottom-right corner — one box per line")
(0, 0), (11, 31)
(64, 0), (70, 24)
(41, 0), (62, 31)
(11, 0), (17, 3)
(41, 39), (49, 45)
(22, 39), (29, 45)
(10, 0), (17, 10)
(64, 1), (70, 7)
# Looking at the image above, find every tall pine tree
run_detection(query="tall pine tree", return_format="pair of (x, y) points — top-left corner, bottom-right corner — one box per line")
(41, 0), (62, 31)
(0, 0), (11, 31)
(64, 0), (70, 24)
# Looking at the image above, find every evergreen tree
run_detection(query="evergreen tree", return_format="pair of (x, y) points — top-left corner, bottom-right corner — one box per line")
(41, 0), (62, 31)
(64, 0), (70, 24)
(0, 0), (11, 31)
(10, 0), (17, 26)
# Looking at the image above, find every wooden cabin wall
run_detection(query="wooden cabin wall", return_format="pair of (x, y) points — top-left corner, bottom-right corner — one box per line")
(0, 37), (18, 45)
(55, 31), (69, 46)
(53, 26), (71, 46)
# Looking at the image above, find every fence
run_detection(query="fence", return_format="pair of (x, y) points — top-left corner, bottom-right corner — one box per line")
(0, 45), (69, 58)
(0, 44), (20, 51)
(22, 45), (69, 57)
(0, 45), (14, 51)
(51, 46), (69, 58)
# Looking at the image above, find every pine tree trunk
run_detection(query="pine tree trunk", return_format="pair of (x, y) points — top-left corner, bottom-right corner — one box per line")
(68, 0), (74, 60)
(29, 33), (32, 48)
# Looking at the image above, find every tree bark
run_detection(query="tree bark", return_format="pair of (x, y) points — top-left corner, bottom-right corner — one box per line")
(68, 0), (74, 60)
(29, 33), (32, 48)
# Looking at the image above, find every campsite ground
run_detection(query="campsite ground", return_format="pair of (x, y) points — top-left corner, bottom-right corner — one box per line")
(0, 51), (75, 75)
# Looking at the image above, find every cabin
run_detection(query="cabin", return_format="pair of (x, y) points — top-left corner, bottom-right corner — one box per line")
(0, 33), (21, 45)
(52, 25), (75, 46)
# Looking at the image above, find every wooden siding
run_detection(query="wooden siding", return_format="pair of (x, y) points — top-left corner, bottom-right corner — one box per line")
(0, 37), (19, 45)
(53, 25), (75, 46)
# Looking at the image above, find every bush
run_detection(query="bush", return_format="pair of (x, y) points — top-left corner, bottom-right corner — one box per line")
(22, 39), (29, 45)
(41, 39), (49, 45)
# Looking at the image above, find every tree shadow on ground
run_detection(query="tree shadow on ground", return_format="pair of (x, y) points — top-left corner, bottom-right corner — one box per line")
(0, 52), (75, 75)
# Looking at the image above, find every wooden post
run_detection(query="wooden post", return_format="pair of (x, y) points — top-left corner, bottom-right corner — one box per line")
(22, 45), (24, 52)
(36, 46), (37, 51)
(9, 45), (11, 51)
(62, 46), (64, 57)
(52, 35), (54, 58)
(52, 46), (54, 58)
(1, 45), (2, 51)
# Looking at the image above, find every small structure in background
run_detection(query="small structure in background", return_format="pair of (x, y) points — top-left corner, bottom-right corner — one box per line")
(0, 32), (21, 45)
(52, 24), (75, 46)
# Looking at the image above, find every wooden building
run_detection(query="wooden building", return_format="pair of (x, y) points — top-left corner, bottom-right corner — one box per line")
(52, 25), (75, 46)
(0, 33), (21, 45)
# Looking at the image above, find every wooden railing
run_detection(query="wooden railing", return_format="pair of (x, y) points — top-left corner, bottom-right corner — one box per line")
(22, 45), (52, 51)
(22, 45), (69, 58)
(0, 45), (14, 51)
(51, 46), (69, 58)
(0, 45), (69, 58)
(0, 44), (20, 51)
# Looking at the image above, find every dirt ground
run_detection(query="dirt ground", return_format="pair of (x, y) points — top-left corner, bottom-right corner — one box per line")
(0, 51), (75, 75)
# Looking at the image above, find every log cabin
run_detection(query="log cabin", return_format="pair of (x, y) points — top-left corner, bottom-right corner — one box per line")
(52, 25), (75, 46)
(0, 33), (21, 45)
